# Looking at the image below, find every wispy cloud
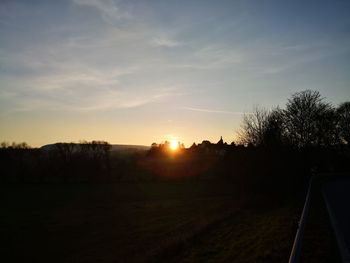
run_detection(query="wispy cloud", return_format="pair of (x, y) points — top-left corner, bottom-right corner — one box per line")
(255, 40), (350, 75)
(164, 45), (245, 71)
(76, 91), (171, 112)
(1, 83), (173, 116)
(72, 0), (131, 22)
(182, 107), (247, 115)
(150, 37), (181, 48)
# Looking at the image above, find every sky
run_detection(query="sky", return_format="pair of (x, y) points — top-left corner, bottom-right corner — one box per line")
(1, 0), (350, 147)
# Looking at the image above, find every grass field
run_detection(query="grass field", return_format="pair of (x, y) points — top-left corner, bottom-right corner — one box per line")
(1, 182), (302, 262)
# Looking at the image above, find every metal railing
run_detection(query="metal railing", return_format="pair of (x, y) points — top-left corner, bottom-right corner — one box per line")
(289, 173), (350, 263)
(323, 182), (350, 263)
(288, 175), (316, 263)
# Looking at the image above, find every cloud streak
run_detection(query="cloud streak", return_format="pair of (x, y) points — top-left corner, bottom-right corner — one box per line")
(150, 37), (181, 48)
(72, 0), (131, 22)
(0, 84), (173, 116)
(182, 107), (248, 115)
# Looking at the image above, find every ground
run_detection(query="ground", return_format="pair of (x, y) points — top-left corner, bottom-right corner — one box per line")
(0, 181), (335, 262)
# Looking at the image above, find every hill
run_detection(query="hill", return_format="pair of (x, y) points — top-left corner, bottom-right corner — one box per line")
(40, 143), (150, 153)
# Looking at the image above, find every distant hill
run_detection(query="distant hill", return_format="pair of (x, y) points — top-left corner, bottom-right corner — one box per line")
(40, 143), (150, 153)
(110, 144), (150, 152)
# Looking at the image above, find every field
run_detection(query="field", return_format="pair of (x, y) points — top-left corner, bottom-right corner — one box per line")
(1, 182), (303, 263)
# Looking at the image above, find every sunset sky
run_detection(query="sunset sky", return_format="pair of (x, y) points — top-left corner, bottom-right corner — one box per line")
(1, 0), (350, 147)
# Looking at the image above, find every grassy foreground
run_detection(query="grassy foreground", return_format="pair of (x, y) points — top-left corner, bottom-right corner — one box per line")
(1, 182), (301, 263)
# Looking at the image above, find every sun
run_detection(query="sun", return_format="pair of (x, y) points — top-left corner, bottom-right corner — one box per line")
(170, 139), (179, 150)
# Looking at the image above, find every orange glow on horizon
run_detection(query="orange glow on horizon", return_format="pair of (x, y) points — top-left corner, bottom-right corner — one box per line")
(170, 139), (179, 151)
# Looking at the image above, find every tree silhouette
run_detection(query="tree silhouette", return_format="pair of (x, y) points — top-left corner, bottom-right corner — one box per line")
(263, 107), (285, 147)
(283, 90), (334, 148)
(0, 142), (30, 149)
(337, 102), (350, 144)
(238, 106), (270, 146)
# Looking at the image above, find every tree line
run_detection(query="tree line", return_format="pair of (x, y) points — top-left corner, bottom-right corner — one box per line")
(1, 90), (349, 187)
(142, 90), (350, 199)
(238, 90), (350, 148)
(0, 141), (113, 183)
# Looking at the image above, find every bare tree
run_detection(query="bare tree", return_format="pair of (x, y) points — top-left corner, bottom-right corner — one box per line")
(263, 107), (285, 146)
(283, 90), (334, 147)
(0, 142), (31, 149)
(337, 102), (350, 144)
(238, 106), (270, 146)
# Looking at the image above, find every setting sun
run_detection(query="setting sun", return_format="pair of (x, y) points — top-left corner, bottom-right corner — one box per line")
(170, 140), (179, 150)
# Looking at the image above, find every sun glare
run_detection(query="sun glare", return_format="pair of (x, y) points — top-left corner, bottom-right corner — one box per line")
(170, 140), (178, 150)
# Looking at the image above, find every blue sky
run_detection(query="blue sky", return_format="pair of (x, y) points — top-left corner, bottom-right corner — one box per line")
(1, 0), (350, 146)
